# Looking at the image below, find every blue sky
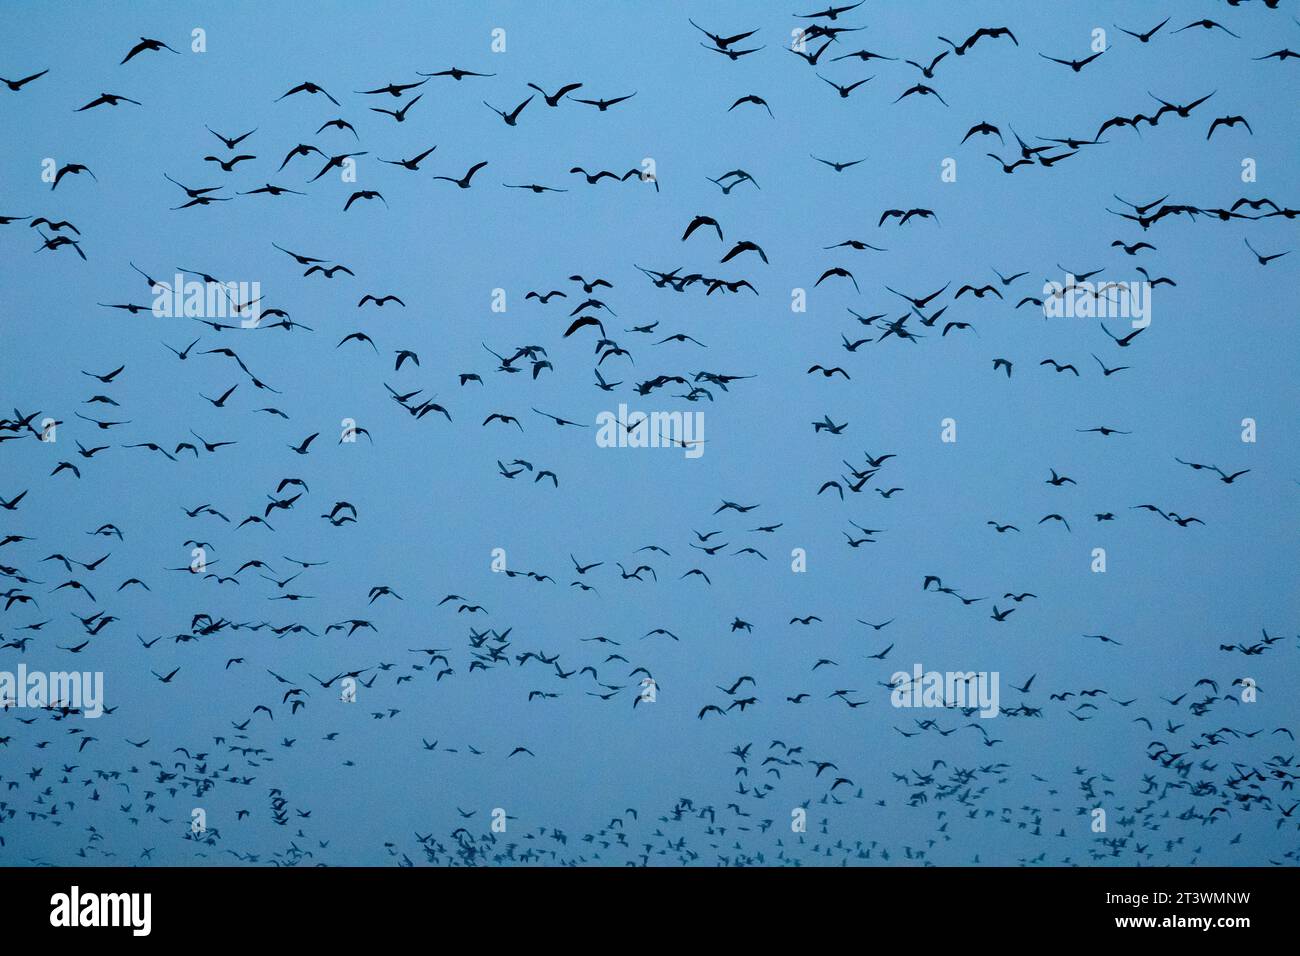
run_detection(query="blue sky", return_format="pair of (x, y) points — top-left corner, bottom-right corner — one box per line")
(1, 1), (1297, 866)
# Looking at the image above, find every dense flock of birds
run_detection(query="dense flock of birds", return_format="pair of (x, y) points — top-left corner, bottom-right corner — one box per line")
(1, 4), (1298, 867)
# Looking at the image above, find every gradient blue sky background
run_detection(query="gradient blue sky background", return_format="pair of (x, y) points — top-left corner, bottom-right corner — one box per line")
(1, 1), (1297, 866)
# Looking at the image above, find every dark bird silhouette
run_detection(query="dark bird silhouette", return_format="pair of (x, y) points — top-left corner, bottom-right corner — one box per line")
(433, 161), (489, 188)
